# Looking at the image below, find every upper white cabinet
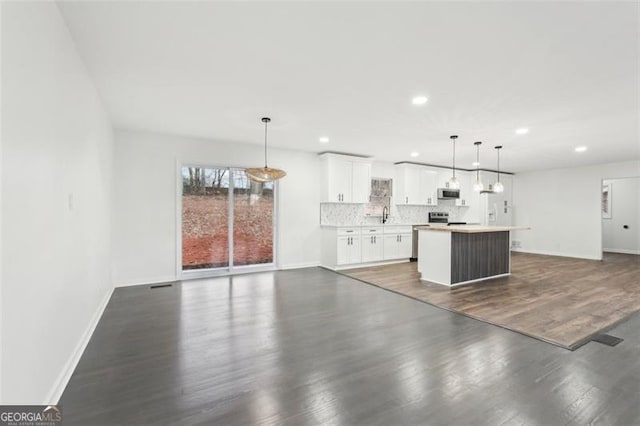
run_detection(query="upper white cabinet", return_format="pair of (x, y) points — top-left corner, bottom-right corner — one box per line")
(437, 168), (455, 189)
(395, 164), (437, 205)
(320, 153), (372, 203)
(480, 170), (513, 200)
(455, 171), (473, 207)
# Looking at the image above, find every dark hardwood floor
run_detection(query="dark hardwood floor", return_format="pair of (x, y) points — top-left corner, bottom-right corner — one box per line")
(60, 267), (640, 425)
(343, 252), (640, 349)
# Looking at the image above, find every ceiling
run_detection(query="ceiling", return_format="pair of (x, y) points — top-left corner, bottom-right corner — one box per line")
(57, 1), (639, 172)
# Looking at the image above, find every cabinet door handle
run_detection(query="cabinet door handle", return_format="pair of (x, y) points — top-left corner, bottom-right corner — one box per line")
(405, 196), (408, 204)
(370, 236), (373, 244)
(399, 235), (402, 242)
(374, 235), (376, 244)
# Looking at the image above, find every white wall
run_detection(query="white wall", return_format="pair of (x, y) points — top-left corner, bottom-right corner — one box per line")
(512, 161), (640, 259)
(602, 177), (640, 254)
(0, 1), (3, 403)
(1, 2), (114, 403)
(112, 129), (321, 286)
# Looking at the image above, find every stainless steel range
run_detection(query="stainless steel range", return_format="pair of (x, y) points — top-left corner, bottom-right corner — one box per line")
(428, 211), (449, 224)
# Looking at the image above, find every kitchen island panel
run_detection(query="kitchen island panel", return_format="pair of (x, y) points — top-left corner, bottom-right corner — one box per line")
(418, 230), (451, 285)
(451, 231), (510, 283)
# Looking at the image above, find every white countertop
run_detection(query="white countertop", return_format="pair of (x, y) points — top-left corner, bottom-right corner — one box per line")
(320, 223), (427, 227)
(416, 225), (530, 233)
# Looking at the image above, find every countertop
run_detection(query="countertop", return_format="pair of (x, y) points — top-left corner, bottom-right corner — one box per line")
(416, 225), (530, 233)
(320, 223), (426, 228)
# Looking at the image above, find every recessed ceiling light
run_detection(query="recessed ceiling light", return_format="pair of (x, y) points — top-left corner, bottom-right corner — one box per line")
(410, 152), (420, 157)
(472, 161), (480, 167)
(575, 146), (588, 152)
(515, 128), (529, 135)
(412, 96), (428, 105)
(319, 137), (329, 143)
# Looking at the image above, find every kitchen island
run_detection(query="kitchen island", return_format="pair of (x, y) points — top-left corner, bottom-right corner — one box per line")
(417, 225), (530, 286)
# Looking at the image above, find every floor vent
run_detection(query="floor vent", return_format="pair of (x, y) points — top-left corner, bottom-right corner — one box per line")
(150, 283), (173, 289)
(591, 334), (624, 347)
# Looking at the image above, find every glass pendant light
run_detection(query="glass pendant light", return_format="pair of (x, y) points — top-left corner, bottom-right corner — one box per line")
(447, 135), (460, 189)
(246, 117), (287, 183)
(473, 141), (484, 191)
(493, 145), (504, 193)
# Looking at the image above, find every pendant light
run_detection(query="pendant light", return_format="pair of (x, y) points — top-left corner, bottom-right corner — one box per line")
(473, 141), (484, 191)
(493, 145), (504, 193)
(447, 135), (460, 189)
(246, 117), (287, 183)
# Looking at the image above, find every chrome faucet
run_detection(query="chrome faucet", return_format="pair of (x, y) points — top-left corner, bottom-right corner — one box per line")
(382, 206), (390, 224)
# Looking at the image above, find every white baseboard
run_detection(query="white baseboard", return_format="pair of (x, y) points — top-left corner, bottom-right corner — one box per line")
(603, 248), (640, 255)
(278, 261), (321, 270)
(511, 248), (602, 260)
(45, 287), (113, 404)
(115, 275), (177, 288)
(322, 259), (410, 271)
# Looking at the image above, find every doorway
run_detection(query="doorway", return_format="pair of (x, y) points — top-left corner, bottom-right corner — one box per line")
(601, 177), (640, 256)
(179, 165), (276, 277)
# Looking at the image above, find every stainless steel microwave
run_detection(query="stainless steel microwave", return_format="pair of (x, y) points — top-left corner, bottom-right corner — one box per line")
(437, 188), (460, 199)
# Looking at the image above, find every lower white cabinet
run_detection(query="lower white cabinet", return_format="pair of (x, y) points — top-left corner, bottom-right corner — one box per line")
(337, 235), (361, 265)
(361, 227), (384, 262)
(383, 233), (412, 260)
(322, 227), (362, 267)
(322, 225), (412, 269)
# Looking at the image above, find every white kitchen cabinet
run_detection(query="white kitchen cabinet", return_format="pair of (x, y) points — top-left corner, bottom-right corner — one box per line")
(351, 161), (372, 203)
(395, 164), (437, 205)
(321, 227), (362, 267)
(437, 168), (454, 189)
(382, 226), (412, 260)
(361, 227), (384, 262)
(421, 170), (438, 206)
(337, 235), (361, 265)
(455, 171), (473, 207)
(321, 225), (413, 269)
(320, 153), (371, 203)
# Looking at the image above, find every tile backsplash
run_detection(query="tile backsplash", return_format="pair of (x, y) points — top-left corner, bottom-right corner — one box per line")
(320, 200), (464, 226)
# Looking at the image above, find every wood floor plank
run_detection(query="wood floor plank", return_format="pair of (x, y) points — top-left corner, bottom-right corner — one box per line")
(60, 265), (640, 425)
(343, 252), (640, 349)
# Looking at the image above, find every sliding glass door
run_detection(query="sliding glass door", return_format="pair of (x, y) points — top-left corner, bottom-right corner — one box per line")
(181, 166), (275, 275)
(232, 170), (274, 266)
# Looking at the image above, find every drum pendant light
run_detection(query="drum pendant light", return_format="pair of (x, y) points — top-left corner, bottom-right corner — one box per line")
(493, 145), (504, 193)
(447, 135), (460, 189)
(246, 117), (287, 183)
(473, 141), (484, 191)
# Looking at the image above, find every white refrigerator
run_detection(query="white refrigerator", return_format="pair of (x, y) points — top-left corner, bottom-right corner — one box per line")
(480, 191), (513, 226)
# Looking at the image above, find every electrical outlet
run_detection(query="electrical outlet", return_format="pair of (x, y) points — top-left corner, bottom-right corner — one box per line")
(511, 240), (522, 249)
